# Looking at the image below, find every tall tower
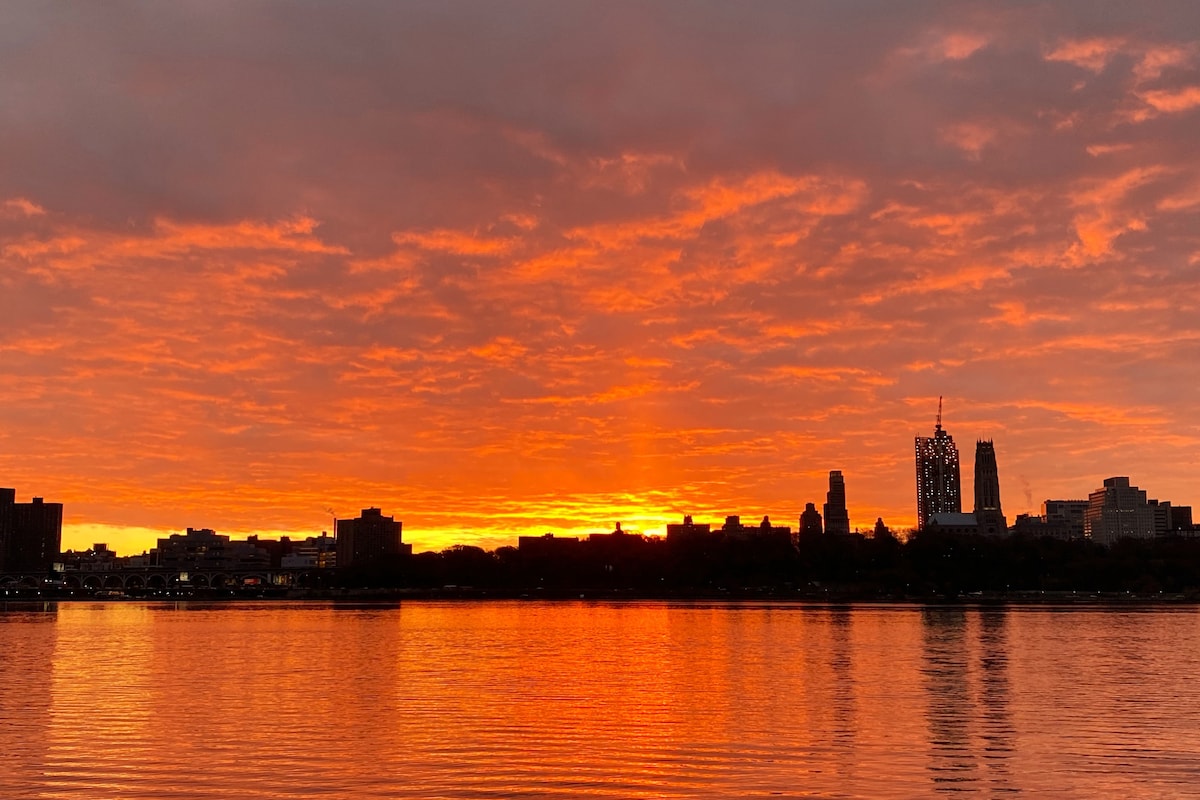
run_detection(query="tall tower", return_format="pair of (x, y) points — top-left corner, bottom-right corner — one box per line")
(915, 398), (961, 530)
(973, 440), (1007, 535)
(824, 470), (850, 535)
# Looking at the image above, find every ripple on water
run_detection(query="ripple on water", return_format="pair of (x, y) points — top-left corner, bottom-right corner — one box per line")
(3, 602), (1200, 799)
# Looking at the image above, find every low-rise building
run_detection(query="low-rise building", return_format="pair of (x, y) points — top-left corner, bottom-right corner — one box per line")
(1085, 477), (1155, 545)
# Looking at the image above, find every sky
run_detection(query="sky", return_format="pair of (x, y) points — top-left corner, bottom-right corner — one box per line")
(2, 1), (1199, 555)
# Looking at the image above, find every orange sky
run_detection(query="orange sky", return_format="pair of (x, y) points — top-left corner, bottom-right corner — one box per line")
(2, 2), (1198, 555)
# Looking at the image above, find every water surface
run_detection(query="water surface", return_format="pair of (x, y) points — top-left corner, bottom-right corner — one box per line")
(2, 602), (1198, 798)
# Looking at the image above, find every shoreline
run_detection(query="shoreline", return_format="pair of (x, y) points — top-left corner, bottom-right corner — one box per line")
(4, 587), (1199, 607)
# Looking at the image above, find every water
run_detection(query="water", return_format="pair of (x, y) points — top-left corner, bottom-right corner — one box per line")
(2, 602), (1199, 798)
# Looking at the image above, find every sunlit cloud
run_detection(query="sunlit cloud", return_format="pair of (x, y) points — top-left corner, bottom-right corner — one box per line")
(1, 2), (1197, 554)
(1044, 37), (1127, 73)
(1136, 85), (1200, 113)
(2, 197), (46, 217)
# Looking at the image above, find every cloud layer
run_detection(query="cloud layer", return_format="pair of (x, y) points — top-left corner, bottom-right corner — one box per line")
(2, 1), (1198, 553)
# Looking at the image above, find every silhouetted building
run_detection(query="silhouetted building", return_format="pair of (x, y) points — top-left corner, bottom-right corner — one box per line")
(1085, 477), (1155, 545)
(823, 470), (850, 536)
(719, 515), (792, 542)
(915, 399), (962, 530)
(925, 512), (978, 536)
(0, 489), (64, 573)
(1165, 504), (1193, 533)
(973, 440), (1007, 536)
(798, 503), (823, 538)
(0, 488), (13, 571)
(1013, 501), (1086, 540)
(1149, 501), (1193, 536)
(666, 515), (712, 541)
(154, 527), (271, 571)
(873, 517), (892, 540)
(1043, 500), (1088, 539)
(588, 521), (637, 544)
(336, 508), (411, 567)
(58, 543), (119, 573)
(518, 533), (581, 556)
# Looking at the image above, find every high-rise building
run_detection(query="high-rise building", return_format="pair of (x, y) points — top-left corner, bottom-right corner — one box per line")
(798, 503), (823, 538)
(915, 399), (962, 530)
(336, 507), (411, 567)
(824, 470), (850, 535)
(1085, 477), (1155, 545)
(0, 489), (64, 573)
(973, 440), (1007, 536)
(0, 488), (12, 570)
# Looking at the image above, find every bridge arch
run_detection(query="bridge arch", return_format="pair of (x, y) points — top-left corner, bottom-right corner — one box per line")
(103, 575), (124, 590)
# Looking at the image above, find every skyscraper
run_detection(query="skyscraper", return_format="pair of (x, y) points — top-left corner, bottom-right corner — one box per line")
(915, 398), (961, 530)
(823, 470), (850, 535)
(973, 439), (1007, 535)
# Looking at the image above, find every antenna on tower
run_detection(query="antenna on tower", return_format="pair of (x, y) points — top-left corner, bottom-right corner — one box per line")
(936, 396), (943, 431)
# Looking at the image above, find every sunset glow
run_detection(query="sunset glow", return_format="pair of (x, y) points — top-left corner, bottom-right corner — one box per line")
(2, 2), (1198, 554)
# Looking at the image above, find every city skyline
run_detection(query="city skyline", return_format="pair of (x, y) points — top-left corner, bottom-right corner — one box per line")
(2, 2), (1199, 555)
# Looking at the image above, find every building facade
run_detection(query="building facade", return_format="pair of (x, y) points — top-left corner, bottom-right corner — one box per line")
(280, 534), (338, 569)
(823, 470), (851, 536)
(1, 488), (64, 573)
(1085, 477), (1156, 545)
(915, 404), (962, 530)
(665, 515), (712, 542)
(336, 508), (411, 567)
(973, 440), (1007, 536)
(798, 503), (823, 538)
(154, 527), (272, 572)
(1044, 500), (1088, 539)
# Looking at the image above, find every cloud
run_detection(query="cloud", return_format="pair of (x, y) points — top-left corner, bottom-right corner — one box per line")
(2, 197), (46, 217)
(0, 2), (1197, 552)
(1137, 85), (1200, 113)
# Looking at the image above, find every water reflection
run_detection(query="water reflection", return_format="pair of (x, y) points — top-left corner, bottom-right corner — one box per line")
(2, 602), (1200, 799)
(922, 607), (980, 792)
(920, 608), (1018, 797)
(0, 605), (57, 796)
(978, 610), (1015, 795)
(826, 607), (859, 783)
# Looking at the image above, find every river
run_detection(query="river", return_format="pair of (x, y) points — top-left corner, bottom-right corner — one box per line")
(2, 601), (1198, 798)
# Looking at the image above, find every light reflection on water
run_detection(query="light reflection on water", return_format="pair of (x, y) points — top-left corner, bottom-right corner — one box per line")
(2, 602), (1199, 799)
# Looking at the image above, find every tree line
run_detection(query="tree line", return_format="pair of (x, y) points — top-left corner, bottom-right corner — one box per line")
(332, 531), (1200, 600)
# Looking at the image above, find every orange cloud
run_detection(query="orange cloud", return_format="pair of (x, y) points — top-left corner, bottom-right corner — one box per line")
(2, 197), (46, 217)
(1137, 85), (1200, 113)
(1044, 37), (1126, 72)
(392, 228), (518, 255)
